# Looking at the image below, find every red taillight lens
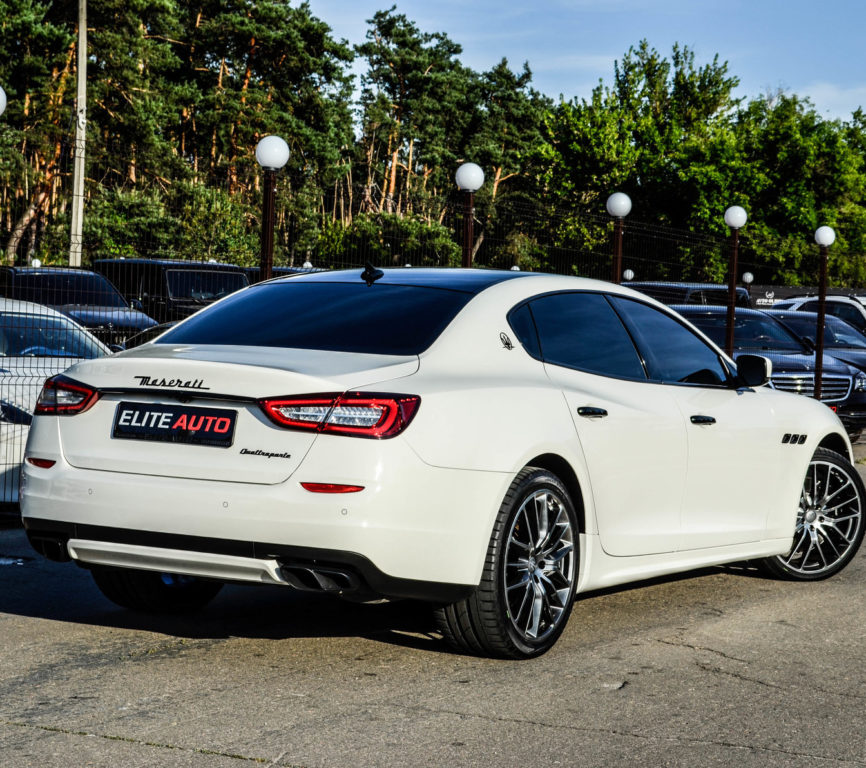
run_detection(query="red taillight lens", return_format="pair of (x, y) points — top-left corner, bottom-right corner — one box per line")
(300, 483), (365, 494)
(34, 375), (100, 416)
(26, 458), (56, 468)
(259, 392), (420, 439)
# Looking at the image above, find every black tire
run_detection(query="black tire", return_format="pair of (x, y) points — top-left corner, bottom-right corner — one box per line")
(434, 467), (579, 659)
(91, 566), (223, 614)
(757, 447), (865, 581)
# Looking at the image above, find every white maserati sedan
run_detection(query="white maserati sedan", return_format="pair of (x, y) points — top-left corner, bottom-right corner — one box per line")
(20, 268), (865, 658)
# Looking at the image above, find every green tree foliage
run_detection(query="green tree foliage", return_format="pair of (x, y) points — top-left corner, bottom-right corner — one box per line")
(2, 7), (866, 285)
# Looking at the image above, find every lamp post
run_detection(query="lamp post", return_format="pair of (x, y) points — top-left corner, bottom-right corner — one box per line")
(606, 192), (631, 284)
(723, 206), (748, 357)
(455, 162), (484, 268)
(255, 135), (290, 282)
(813, 226), (836, 401)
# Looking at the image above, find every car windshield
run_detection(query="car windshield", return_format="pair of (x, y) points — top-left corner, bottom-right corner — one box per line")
(166, 270), (248, 301)
(780, 314), (866, 349)
(686, 313), (806, 352)
(0, 312), (109, 358)
(157, 281), (474, 355)
(13, 272), (129, 309)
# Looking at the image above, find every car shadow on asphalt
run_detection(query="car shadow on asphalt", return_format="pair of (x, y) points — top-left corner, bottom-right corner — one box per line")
(0, 519), (779, 657)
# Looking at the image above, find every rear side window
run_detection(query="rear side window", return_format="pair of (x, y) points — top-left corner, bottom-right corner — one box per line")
(157, 281), (473, 355)
(527, 292), (646, 379)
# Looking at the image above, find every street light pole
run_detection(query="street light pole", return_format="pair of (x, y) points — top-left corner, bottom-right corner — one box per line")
(69, 0), (87, 268)
(606, 193), (631, 284)
(455, 163), (484, 269)
(813, 226), (836, 401)
(255, 135), (290, 283)
(723, 206), (748, 357)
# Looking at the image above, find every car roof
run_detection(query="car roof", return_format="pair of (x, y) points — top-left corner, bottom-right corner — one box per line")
(629, 281), (746, 290)
(93, 258), (246, 270)
(1, 266), (102, 276)
(270, 267), (545, 294)
(671, 304), (766, 317)
(0, 296), (71, 318)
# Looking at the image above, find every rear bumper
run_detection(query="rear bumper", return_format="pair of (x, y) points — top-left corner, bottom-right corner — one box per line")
(23, 518), (475, 602)
(20, 432), (510, 593)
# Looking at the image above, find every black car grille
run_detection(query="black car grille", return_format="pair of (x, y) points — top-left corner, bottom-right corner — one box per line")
(88, 325), (130, 346)
(770, 373), (851, 402)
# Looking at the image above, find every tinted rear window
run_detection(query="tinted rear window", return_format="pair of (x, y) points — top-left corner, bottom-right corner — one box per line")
(156, 282), (473, 355)
(12, 272), (128, 308)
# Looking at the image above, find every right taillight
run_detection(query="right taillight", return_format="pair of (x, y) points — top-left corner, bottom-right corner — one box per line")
(34, 375), (101, 416)
(259, 392), (420, 439)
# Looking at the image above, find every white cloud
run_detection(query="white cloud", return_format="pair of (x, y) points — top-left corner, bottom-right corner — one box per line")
(798, 82), (866, 120)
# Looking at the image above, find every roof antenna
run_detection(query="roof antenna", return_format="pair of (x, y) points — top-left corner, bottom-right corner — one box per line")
(361, 262), (384, 287)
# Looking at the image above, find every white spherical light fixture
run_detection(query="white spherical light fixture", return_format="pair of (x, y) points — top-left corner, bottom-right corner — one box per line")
(606, 192), (632, 218)
(724, 205), (748, 230)
(0, 86), (6, 117)
(255, 135), (290, 171)
(815, 226), (836, 247)
(455, 162), (484, 192)
(742, 272), (754, 285)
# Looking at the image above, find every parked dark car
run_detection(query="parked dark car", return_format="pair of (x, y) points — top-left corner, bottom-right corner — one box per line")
(630, 281), (752, 307)
(92, 259), (249, 323)
(770, 294), (866, 334)
(768, 310), (866, 372)
(675, 305), (866, 438)
(0, 266), (157, 346)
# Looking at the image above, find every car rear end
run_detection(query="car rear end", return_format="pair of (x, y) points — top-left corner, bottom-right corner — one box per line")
(19, 273), (520, 599)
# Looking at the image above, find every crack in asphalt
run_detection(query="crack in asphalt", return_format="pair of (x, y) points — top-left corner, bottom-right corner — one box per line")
(656, 638), (750, 662)
(1, 718), (308, 766)
(5, 706), (866, 766)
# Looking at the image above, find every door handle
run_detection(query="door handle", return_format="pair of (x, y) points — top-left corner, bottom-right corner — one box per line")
(577, 406), (608, 419)
(690, 415), (716, 425)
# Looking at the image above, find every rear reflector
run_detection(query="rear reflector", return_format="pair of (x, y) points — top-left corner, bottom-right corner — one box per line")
(26, 458), (56, 469)
(260, 392), (420, 439)
(300, 483), (365, 494)
(34, 375), (100, 416)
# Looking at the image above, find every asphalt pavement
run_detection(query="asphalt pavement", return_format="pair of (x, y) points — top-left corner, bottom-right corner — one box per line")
(1, 448), (865, 767)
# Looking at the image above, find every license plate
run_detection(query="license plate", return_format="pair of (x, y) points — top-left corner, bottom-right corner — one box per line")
(112, 402), (237, 447)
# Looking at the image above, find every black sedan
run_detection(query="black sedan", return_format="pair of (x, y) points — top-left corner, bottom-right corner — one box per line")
(768, 310), (866, 373)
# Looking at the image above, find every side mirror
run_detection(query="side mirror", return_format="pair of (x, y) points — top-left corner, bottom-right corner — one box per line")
(130, 298), (144, 311)
(801, 335), (816, 351)
(736, 354), (772, 388)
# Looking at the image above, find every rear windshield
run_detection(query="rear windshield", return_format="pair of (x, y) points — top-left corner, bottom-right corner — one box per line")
(12, 272), (128, 308)
(166, 270), (249, 301)
(156, 281), (473, 355)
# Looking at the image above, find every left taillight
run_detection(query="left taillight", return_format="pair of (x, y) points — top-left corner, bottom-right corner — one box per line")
(259, 392), (420, 439)
(34, 375), (101, 416)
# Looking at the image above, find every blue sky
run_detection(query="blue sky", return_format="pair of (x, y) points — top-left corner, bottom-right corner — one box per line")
(307, 0), (866, 120)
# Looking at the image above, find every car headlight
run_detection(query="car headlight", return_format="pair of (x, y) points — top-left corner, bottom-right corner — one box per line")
(855, 372), (866, 392)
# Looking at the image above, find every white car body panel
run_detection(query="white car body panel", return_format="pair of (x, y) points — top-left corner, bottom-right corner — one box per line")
(19, 271), (853, 602)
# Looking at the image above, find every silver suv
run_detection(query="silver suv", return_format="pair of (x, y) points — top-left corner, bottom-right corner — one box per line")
(772, 295), (866, 335)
